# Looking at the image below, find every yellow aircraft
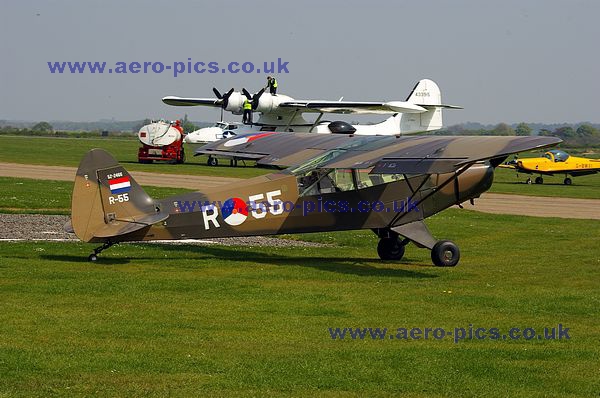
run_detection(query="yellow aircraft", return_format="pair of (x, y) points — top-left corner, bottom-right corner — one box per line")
(502, 149), (600, 185)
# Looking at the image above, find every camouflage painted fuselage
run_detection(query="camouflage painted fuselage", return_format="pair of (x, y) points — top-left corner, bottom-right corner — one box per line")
(70, 133), (559, 245)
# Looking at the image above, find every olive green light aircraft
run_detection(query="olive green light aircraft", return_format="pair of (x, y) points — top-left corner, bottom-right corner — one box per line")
(67, 133), (560, 266)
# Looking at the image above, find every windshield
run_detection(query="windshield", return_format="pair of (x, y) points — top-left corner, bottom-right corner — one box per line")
(546, 150), (569, 162)
(289, 149), (347, 176)
(289, 136), (379, 175)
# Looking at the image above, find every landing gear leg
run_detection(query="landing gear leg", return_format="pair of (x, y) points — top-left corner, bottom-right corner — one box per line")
(89, 241), (116, 262)
(374, 221), (460, 267)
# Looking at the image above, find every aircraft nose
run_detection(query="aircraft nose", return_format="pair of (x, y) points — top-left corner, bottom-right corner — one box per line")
(457, 163), (494, 202)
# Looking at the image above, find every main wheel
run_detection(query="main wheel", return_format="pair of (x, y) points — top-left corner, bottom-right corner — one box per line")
(377, 237), (406, 260)
(207, 157), (218, 166)
(431, 240), (460, 267)
(535, 176), (544, 184)
(88, 254), (98, 262)
(563, 177), (572, 185)
(526, 178), (532, 185)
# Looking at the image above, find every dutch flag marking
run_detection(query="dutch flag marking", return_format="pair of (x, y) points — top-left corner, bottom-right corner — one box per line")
(109, 176), (131, 194)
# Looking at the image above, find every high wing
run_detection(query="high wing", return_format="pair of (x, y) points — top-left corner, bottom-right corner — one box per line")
(196, 133), (362, 167)
(162, 96), (220, 107)
(162, 96), (459, 114)
(195, 132), (561, 170)
(277, 100), (432, 115)
(312, 135), (561, 173)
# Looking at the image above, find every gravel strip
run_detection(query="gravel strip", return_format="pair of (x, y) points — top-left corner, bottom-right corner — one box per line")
(0, 214), (329, 247)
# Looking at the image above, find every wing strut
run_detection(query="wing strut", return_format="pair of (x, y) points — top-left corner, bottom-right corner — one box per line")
(284, 108), (300, 132)
(308, 112), (324, 133)
(388, 163), (474, 228)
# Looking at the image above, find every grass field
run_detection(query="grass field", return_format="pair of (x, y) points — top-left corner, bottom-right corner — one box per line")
(0, 211), (599, 397)
(0, 177), (191, 214)
(0, 136), (269, 179)
(2, 136), (599, 199)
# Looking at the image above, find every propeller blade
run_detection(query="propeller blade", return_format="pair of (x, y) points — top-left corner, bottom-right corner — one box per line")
(222, 88), (235, 108)
(212, 87), (222, 99)
(252, 88), (266, 110)
(241, 88), (252, 100)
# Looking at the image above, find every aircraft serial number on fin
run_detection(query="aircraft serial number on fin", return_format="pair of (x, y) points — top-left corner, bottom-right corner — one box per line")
(108, 193), (129, 205)
(106, 172), (124, 180)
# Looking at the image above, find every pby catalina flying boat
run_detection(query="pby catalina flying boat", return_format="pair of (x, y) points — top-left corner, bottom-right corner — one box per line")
(66, 133), (560, 266)
(162, 79), (461, 143)
(500, 149), (600, 185)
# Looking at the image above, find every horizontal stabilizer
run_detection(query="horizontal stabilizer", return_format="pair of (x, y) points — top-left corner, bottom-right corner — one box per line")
(93, 212), (168, 238)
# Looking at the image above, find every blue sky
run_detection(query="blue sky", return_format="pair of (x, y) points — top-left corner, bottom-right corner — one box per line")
(1, 0), (598, 125)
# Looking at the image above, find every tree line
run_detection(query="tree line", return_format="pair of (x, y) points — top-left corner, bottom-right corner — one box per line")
(436, 123), (600, 147)
(1, 120), (599, 148)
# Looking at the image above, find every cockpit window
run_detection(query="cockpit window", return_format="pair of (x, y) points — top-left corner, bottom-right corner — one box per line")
(357, 168), (405, 188)
(290, 149), (347, 176)
(296, 167), (405, 196)
(297, 169), (336, 196)
(546, 149), (569, 162)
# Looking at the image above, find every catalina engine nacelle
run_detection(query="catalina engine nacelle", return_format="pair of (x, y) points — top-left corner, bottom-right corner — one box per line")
(223, 92), (245, 115)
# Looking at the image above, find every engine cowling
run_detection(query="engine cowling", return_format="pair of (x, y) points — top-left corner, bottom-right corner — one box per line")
(224, 92), (245, 115)
(255, 94), (275, 113)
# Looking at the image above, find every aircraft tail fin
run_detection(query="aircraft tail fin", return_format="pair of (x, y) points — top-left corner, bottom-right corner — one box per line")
(69, 149), (167, 242)
(399, 79), (461, 134)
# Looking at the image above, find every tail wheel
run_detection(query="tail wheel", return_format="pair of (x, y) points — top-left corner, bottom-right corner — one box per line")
(377, 237), (406, 260)
(431, 240), (460, 267)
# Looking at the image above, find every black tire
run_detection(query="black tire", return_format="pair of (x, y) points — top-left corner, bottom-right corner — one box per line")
(564, 177), (572, 185)
(377, 237), (406, 260)
(88, 254), (98, 262)
(431, 240), (460, 267)
(535, 176), (543, 184)
(526, 178), (532, 185)
(207, 157), (218, 166)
